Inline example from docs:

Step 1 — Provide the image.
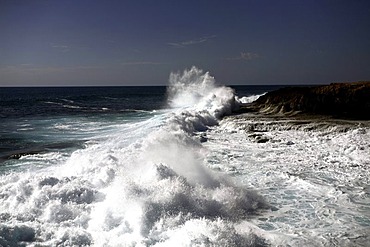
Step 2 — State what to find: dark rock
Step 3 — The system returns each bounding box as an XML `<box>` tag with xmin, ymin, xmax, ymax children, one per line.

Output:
<box><xmin>199</xmin><ymin>134</ymin><xmax>208</xmax><ymax>143</ymax></box>
<box><xmin>257</xmin><ymin>138</ymin><xmax>269</xmax><ymax>143</ymax></box>
<box><xmin>253</xmin><ymin>82</ymin><xmax>370</xmax><ymax>120</ymax></box>
<box><xmin>248</xmin><ymin>133</ymin><xmax>270</xmax><ymax>143</ymax></box>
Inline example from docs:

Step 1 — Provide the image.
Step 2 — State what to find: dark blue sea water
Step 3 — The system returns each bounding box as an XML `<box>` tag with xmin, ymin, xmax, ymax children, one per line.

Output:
<box><xmin>0</xmin><ymin>87</ymin><xmax>163</xmax><ymax>164</ymax></box>
<box><xmin>0</xmin><ymin>85</ymin><xmax>281</xmax><ymax>118</ymax></box>
<box><xmin>0</xmin><ymin>86</ymin><xmax>167</xmax><ymax>118</ymax></box>
<box><xmin>0</xmin><ymin>85</ymin><xmax>278</xmax><ymax>165</ymax></box>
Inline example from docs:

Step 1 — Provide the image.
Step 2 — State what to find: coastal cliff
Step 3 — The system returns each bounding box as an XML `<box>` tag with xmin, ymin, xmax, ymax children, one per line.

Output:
<box><xmin>250</xmin><ymin>82</ymin><xmax>370</xmax><ymax>119</ymax></box>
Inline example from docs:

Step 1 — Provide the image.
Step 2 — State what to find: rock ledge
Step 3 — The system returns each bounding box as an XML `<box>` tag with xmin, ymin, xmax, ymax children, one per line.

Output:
<box><xmin>251</xmin><ymin>82</ymin><xmax>370</xmax><ymax>119</ymax></box>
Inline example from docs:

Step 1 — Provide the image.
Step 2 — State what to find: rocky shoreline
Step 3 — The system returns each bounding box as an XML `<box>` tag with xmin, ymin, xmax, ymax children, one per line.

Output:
<box><xmin>241</xmin><ymin>81</ymin><xmax>370</xmax><ymax>120</ymax></box>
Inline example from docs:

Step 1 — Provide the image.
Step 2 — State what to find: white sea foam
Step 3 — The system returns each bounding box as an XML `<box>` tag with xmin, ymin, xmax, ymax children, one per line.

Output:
<box><xmin>3</xmin><ymin>68</ymin><xmax>368</xmax><ymax>246</ymax></box>
<box><xmin>204</xmin><ymin>115</ymin><xmax>370</xmax><ymax>245</ymax></box>
<box><xmin>237</xmin><ymin>93</ymin><xmax>266</xmax><ymax>105</ymax></box>
<box><xmin>0</xmin><ymin>67</ymin><xmax>270</xmax><ymax>246</ymax></box>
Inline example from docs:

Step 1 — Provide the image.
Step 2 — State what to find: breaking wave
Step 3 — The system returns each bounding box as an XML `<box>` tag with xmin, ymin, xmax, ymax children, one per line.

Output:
<box><xmin>0</xmin><ymin>67</ymin><xmax>269</xmax><ymax>246</ymax></box>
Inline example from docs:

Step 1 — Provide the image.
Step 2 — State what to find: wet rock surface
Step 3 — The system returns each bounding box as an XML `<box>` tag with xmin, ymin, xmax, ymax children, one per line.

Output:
<box><xmin>249</xmin><ymin>82</ymin><xmax>370</xmax><ymax>120</ymax></box>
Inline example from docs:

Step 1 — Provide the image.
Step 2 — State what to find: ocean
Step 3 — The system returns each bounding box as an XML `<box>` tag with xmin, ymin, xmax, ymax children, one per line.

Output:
<box><xmin>0</xmin><ymin>67</ymin><xmax>369</xmax><ymax>246</ymax></box>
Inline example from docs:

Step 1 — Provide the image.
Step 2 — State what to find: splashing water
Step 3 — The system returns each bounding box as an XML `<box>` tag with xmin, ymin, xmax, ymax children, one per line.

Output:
<box><xmin>0</xmin><ymin>67</ymin><xmax>269</xmax><ymax>246</ymax></box>
<box><xmin>167</xmin><ymin>66</ymin><xmax>237</xmax><ymax>118</ymax></box>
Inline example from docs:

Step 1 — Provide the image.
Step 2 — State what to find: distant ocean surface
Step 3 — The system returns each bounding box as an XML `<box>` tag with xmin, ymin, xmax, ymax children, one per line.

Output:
<box><xmin>0</xmin><ymin>68</ymin><xmax>369</xmax><ymax>246</ymax></box>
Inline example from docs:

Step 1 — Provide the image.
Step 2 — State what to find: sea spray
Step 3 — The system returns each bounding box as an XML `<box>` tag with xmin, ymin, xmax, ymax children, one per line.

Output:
<box><xmin>167</xmin><ymin>66</ymin><xmax>216</xmax><ymax>108</ymax></box>
<box><xmin>148</xmin><ymin>67</ymin><xmax>241</xmax><ymax>187</ymax></box>
<box><xmin>237</xmin><ymin>93</ymin><xmax>267</xmax><ymax>105</ymax></box>
<box><xmin>0</xmin><ymin>67</ymin><xmax>269</xmax><ymax>246</ymax></box>
<box><xmin>167</xmin><ymin>66</ymin><xmax>238</xmax><ymax>118</ymax></box>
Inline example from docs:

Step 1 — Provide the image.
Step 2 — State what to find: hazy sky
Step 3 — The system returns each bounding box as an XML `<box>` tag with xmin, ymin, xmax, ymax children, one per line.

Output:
<box><xmin>1</xmin><ymin>0</ymin><xmax>370</xmax><ymax>86</ymax></box>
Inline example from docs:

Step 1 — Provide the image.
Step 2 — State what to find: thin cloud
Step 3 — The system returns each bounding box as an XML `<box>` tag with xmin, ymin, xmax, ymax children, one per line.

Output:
<box><xmin>50</xmin><ymin>44</ymin><xmax>70</xmax><ymax>53</ymax></box>
<box><xmin>121</xmin><ymin>61</ymin><xmax>164</xmax><ymax>66</ymax></box>
<box><xmin>0</xmin><ymin>64</ymin><xmax>105</xmax><ymax>75</ymax></box>
<box><xmin>1</xmin><ymin>64</ymin><xmax>64</xmax><ymax>75</ymax></box>
<box><xmin>168</xmin><ymin>35</ymin><xmax>216</xmax><ymax>48</ymax></box>
<box><xmin>241</xmin><ymin>52</ymin><xmax>260</xmax><ymax>60</ymax></box>
<box><xmin>227</xmin><ymin>52</ymin><xmax>260</xmax><ymax>61</ymax></box>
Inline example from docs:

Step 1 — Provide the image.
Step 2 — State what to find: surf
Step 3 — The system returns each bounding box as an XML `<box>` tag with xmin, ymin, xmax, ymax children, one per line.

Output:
<box><xmin>0</xmin><ymin>67</ymin><xmax>269</xmax><ymax>246</ymax></box>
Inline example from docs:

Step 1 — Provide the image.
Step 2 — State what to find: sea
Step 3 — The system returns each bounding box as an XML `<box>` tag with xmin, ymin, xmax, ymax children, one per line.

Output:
<box><xmin>0</xmin><ymin>67</ymin><xmax>369</xmax><ymax>246</ymax></box>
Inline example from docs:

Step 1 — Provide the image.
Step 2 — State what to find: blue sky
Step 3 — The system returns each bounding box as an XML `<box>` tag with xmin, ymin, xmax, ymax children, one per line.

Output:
<box><xmin>1</xmin><ymin>0</ymin><xmax>370</xmax><ymax>86</ymax></box>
